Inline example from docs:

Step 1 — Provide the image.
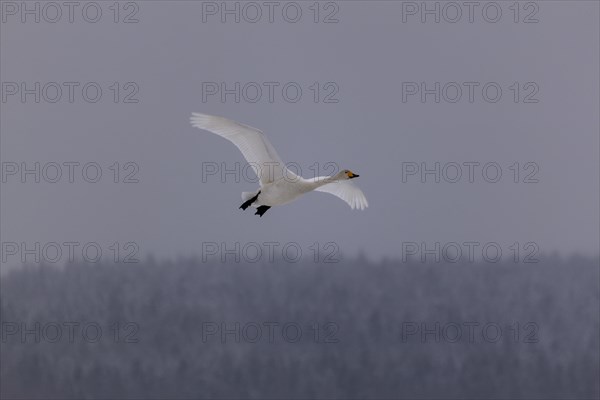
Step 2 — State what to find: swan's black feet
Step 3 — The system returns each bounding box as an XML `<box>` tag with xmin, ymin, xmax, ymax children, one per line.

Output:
<box><xmin>255</xmin><ymin>206</ymin><xmax>271</xmax><ymax>217</ymax></box>
<box><xmin>239</xmin><ymin>191</ymin><xmax>260</xmax><ymax>210</ymax></box>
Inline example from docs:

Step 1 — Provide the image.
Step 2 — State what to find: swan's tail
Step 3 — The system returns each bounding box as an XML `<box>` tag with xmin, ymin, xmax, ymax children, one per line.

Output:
<box><xmin>240</xmin><ymin>190</ymin><xmax>260</xmax><ymax>210</ymax></box>
<box><xmin>241</xmin><ymin>191</ymin><xmax>255</xmax><ymax>201</ymax></box>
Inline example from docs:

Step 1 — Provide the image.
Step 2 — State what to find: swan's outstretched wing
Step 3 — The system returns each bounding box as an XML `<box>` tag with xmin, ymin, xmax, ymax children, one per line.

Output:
<box><xmin>313</xmin><ymin>180</ymin><xmax>369</xmax><ymax>210</ymax></box>
<box><xmin>190</xmin><ymin>113</ymin><xmax>296</xmax><ymax>185</ymax></box>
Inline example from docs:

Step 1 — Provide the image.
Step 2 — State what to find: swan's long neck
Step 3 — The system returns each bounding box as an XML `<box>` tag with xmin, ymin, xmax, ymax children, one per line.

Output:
<box><xmin>306</xmin><ymin>175</ymin><xmax>338</xmax><ymax>190</ymax></box>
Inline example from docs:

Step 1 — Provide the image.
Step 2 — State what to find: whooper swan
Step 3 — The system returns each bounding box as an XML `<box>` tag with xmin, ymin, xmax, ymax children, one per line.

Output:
<box><xmin>190</xmin><ymin>113</ymin><xmax>368</xmax><ymax>217</ymax></box>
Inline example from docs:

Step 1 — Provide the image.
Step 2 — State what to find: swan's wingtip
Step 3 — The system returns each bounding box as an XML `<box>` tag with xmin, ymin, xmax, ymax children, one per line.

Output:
<box><xmin>190</xmin><ymin>112</ymin><xmax>211</xmax><ymax>128</ymax></box>
<box><xmin>356</xmin><ymin>198</ymin><xmax>368</xmax><ymax>210</ymax></box>
<box><xmin>351</xmin><ymin>202</ymin><xmax>368</xmax><ymax>211</ymax></box>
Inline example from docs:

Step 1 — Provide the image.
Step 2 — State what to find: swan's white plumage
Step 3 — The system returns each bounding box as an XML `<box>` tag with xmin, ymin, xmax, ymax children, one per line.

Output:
<box><xmin>190</xmin><ymin>113</ymin><xmax>295</xmax><ymax>185</ymax></box>
<box><xmin>311</xmin><ymin>179</ymin><xmax>369</xmax><ymax>210</ymax></box>
<box><xmin>190</xmin><ymin>112</ymin><xmax>368</xmax><ymax>212</ymax></box>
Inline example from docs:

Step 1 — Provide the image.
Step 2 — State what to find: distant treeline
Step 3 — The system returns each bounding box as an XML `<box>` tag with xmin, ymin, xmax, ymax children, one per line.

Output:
<box><xmin>1</xmin><ymin>256</ymin><xmax>598</xmax><ymax>399</ymax></box>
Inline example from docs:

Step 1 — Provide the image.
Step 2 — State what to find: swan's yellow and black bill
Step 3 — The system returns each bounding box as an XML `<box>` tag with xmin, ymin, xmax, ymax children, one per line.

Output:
<box><xmin>347</xmin><ymin>171</ymin><xmax>359</xmax><ymax>179</ymax></box>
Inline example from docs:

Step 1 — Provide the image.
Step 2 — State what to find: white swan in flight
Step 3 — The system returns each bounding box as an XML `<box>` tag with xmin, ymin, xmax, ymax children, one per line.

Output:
<box><xmin>190</xmin><ymin>113</ymin><xmax>368</xmax><ymax>217</ymax></box>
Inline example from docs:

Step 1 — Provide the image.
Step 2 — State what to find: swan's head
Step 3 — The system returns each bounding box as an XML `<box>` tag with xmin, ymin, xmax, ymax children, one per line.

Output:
<box><xmin>338</xmin><ymin>169</ymin><xmax>359</xmax><ymax>180</ymax></box>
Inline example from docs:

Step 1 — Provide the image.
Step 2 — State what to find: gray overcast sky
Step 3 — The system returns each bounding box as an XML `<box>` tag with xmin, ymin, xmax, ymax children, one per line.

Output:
<box><xmin>1</xmin><ymin>1</ymin><xmax>598</xmax><ymax>264</ymax></box>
